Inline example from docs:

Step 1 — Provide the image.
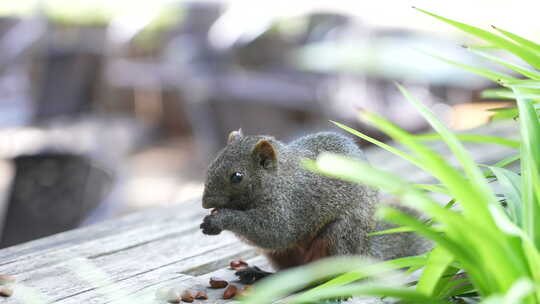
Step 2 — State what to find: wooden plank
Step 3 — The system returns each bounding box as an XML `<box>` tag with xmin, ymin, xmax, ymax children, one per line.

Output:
<box><xmin>0</xmin><ymin>199</ymin><xmax>204</xmax><ymax>265</ymax></box>
<box><xmin>1</xmin><ymin>243</ymin><xmax>259</xmax><ymax>304</ymax></box>
<box><xmin>1</xmin><ymin>237</ymin><xmax>256</xmax><ymax>303</ymax></box>
<box><xmin>0</xmin><ymin>230</ymin><xmax>255</xmax><ymax>301</ymax></box>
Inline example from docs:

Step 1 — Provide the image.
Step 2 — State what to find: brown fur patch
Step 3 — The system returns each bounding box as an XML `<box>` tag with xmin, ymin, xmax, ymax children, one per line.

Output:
<box><xmin>264</xmin><ymin>230</ymin><xmax>332</xmax><ymax>270</ymax></box>
<box><xmin>303</xmin><ymin>237</ymin><xmax>330</xmax><ymax>264</ymax></box>
<box><xmin>264</xmin><ymin>248</ymin><xmax>304</xmax><ymax>270</ymax></box>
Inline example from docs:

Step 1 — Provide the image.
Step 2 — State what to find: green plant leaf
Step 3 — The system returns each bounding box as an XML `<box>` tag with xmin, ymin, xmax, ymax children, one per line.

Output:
<box><xmin>395</xmin><ymin>84</ymin><xmax>497</xmax><ymax>218</ymax></box>
<box><xmin>501</xmin><ymin>278</ymin><xmax>536</xmax><ymax>304</ymax></box>
<box><xmin>492</xmin><ymin>153</ymin><xmax>521</xmax><ymax>168</ymax></box>
<box><xmin>416</xmin><ymin>246</ymin><xmax>455</xmax><ymax>297</ymax></box>
<box><xmin>368</xmin><ymin>226</ymin><xmax>417</xmax><ymax>236</ymax></box>
<box><xmin>499</xmin><ymin>79</ymin><xmax>540</xmax><ymax>89</ymax></box>
<box><xmin>239</xmin><ymin>257</ymin><xmax>392</xmax><ymax>304</ymax></box>
<box><xmin>240</xmin><ymin>256</ymin><xmax>424</xmax><ymax>304</ymax></box>
<box><xmin>488</xmin><ymin>107</ymin><xmax>519</xmax><ymax>120</ymax></box>
<box><xmin>291</xmin><ymin>255</ymin><xmax>429</xmax><ymax>303</ymax></box>
<box><xmin>513</xmin><ymin>86</ymin><xmax>540</xmax><ymax>246</ymax></box>
<box><xmin>466</xmin><ymin>47</ymin><xmax>540</xmax><ymax>80</ymax></box>
<box><xmin>376</xmin><ymin>205</ymin><xmax>508</xmax><ymax>295</ymax></box>
<box><xmin>290</xmin><ymin>283</ymin><xmax>453</xmax><ymax>304</ymax></box>
<box><xmin>357</xmin><ymin>110</ymin><xmax>488</xmax><ymax>221</ymax></box>
<box><xmin>331</xmin><ymin>120</ymin><xmax>426</xmax><ymax>171</ymax></box>
<box><xmin>414</xmin><ymin>8</ymin><xmax>540</xmax><ymax>70</ymax></box>
<box><xmin>421</xmin><ymin>51</ymin><xmax>515</xmax><ymax>83</ymax></box>
<box><xmin>492</xmin><ymin>26</ymin><xmax>540</xmax><ymax>55</ymax></box>
<box><xmin>353</xmin><ymin>110</ymin><xmax>527</xmax><ymax>292</ymax></box>
<box><xmin>414</xmin><ymin>184</ymin><xmax>450</xmax><ymax>195</ymax></box>
<box><xmin>490</xmin><ymin>166</ymin><xmax>522</xmax><ymax>225</ymax></box>
<box><xmin>415</xmin><ymin>133</ymin><xmax>519</xmax><ymax>149</ymax></box>
<box><xmin>439</xmin><ymin>278</ymin><xmax>476</xmax><ymax>298</ymax></box>
<box><xmin>482</xmin><ymin>89</ymin><xmax>540</xmax><ymax>100</ymax></box>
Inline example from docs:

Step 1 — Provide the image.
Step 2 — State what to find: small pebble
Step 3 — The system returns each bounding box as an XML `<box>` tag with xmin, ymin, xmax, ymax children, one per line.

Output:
<box><xmin>0</xmin><ymin>287</ymin><xmax>13</xmax><ymax>298</ymax></box>
<box><xmin>209</xmin><ymin>277</ymin><xmax>228</xmax><ymax>289</ymax></box>
<box><xmin>194</xmin><ymin>291</ymin><xmax>208</xmax><ymax>300</ymax></box>
<box><xmin>222</xmin><ymin>284</ymin><xmax>238</xmax><ymax>299</ymax></box>
<box><xmin>0</xmin><ymin>275</ymin><xmax>15</xmax><ymax>285</ymax></box>
<box><xmin>155</xmin><ymin>287</ymin><xmax>181</xmax><ymax>303</ymax></box>
<box><xmin>229</xmin><ymin>259</ymin><xmax>248</xmax><ymax>270</ymax></box>
<box><xmin>181</xmin><ymin>290</ymin><xmax>194</xmax><ymax>303</ymax></box>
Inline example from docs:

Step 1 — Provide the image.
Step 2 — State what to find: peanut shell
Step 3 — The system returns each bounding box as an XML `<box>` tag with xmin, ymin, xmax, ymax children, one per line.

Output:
<box><xmin>222</xmin><ymin>284</ymin><xmax>238</xmax><ymax>299</ymax></box>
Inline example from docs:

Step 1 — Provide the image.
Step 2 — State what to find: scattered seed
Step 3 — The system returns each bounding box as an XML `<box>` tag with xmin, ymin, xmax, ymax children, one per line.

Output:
<box><xmin>211</xmin><ymin>209</ymin><xmax>218</xmax><ymax>216</ymax></box>
<box><xmin>181</xmin><ymin>290</ymin><xmax>194</xmax><ymax>303</ymax></box>
<box><xmin>194</xmin><ymin>291</ymin><xmax>208</xmax><ymax>300</ymax></box>
<box><xmin>229</xmin><ymin>259</ymin><xmax>248</xmax><ymax>270</ymax></box>
<box><xmin>0</xmin><ymin>287</ymin><xmax>13</xmax><ymax>297</ymax></box>
<box><xmin>209</xmin><ymin>277</ymin><xmax>228</xmax><ymax>289</ymax></box>
<box><xmin>222</xmin><ymin>284</ymin><xmax>238</xmax><ymax>299</ymax></box>
<box><xmin>0</xmin><ymin>275</ymin><xmax>15</xmax><ymax>285</ymax></box>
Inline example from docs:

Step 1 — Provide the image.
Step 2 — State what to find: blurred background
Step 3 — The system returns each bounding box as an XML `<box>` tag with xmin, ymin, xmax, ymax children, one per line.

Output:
<box><xmin>0</xmin><ymin>0</ymin><xmax>537</xmax><ymax>248</ymax></box>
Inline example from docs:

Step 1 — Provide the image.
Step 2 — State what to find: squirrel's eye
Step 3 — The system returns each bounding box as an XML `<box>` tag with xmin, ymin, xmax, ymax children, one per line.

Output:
<box><xmin>230</xmin><ymin>172</ymin><xmax>243</xmax><ymax>184</ymax></box>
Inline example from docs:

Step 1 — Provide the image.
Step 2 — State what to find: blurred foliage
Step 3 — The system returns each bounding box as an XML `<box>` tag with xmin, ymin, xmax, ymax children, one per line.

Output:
<box><xmin>0</xmin><ymin>0</ymin><xmax>184</xmax><ymax>33</ymax></box>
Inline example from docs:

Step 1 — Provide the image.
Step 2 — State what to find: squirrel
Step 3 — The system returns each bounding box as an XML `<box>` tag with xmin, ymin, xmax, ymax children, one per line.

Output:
<box><xmin>200</xmin><ymin>129</ymin><xmax>430</xmax><ymax>283</ymax></box>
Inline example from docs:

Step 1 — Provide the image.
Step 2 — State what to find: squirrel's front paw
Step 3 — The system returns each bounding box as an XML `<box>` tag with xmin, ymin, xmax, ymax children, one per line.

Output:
<box><xmin>200</xmin><ymin>214</ymin><xmax>223</xmax><ymax>235</ymax></box>
<box><xmin>235</xmin><ymin>266</ymin><xmax>272</xmax><ymax>284</ymax></box>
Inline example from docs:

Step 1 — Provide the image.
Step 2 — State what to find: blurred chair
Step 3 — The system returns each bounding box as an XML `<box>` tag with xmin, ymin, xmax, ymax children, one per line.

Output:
<box><xmin>0</xmin><ymin>153</ymin><xmax>111</xmax><ymax>248</ymax></box>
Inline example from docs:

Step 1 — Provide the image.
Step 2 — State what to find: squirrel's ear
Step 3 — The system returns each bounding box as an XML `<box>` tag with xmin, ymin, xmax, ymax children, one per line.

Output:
<box><xmin>227</xmin><ymin>128</ymin><xmax>243</xmax><ymax>144</ymax></box>
<box><xmin>252</xmin><ymin>140</ymin><xmax>277</xmax><ymax>170</ymax></box>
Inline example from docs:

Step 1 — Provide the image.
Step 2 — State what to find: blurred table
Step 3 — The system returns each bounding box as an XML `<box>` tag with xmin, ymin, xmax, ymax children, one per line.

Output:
<box><xmin>0</xmin><ymin>121</ymin><xmax>517</xmax><ymax>303</ymax></box>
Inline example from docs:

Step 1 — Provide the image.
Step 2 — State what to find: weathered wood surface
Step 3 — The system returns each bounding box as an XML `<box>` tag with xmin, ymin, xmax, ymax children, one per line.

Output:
<box><xmin>0</xmin><ymin>122</ymin><xmax>518</xmax><ymax>303</ymax></box>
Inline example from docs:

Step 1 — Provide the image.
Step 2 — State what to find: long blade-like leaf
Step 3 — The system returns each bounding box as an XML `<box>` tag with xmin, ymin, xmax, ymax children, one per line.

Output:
<box><xmin>415</xmin><ymin>133</ymin><xmax>519</xmax><ymax>149</ymax></box>
<box><xmin>492</xmin><ymin>26</ymin><xmax>540</xmax><ymax>55</ymax></box>
<box><xmin>292</xmin><ymin>255</ymin><xmax>429</xmax><ymax>303</ymax></box>
<box><xmin>414</xmin><ymin>8</ymin><xmax>540</xmax><ymax>70</ymax></box>
<box><xmin>466</xmin><ymin>47</ymin><xmax>540</xmax><ymax>80</ymax></box>
<box><xmin>493</xmin><ymin>153</ymin><xmax>521</xmax><ymax>168</ymax></box>
<box><xmin>421</xmin><ymin>51</ymin><xmax>515</xmax><ymax>83</ymax></box>
<box><xmin>240</xmin><ymin>256</ymin><xmax>414</xmax><ymax>304</ymax></box>
<box><xmin>482</xmin><ymin>89</ymin><xmax>540</xmax><ymax>100</ymax></box>
<box><xmin>499</xmin><ymin>79</ymin><xmax>540</xmax><ymax>89</ymax></box>
<box><xmin>331</xmin><ymin>120</ymin><xmax>426</xmax><ymax>170</ymax></box>
<box><xmin>290</xmin><ymin>283</ymin><xmax>453</xmax><ymax>304</ymax></box>
<box><xmin>417</xmin><ymin>246</ymin><xmax>455</xmax><ymax>297</ymax></box>
<box><xmin>358</xmin><ymin>110</ymin><xmax>492</xmax><ymax>223</ymax></box>
<box><xmin>396</xmin><ymin>84</ymin><xmax>497</xmax><ymax>214</ymax></box>
<box><xmin>490</xmin><ymin>166</ymin><xmax>522</xmax><ymax>226</ymax></box>
<box><xmin>513</xmin><ymin>86</ymin><xmax>540</xmax><ymax>246</ymax></box>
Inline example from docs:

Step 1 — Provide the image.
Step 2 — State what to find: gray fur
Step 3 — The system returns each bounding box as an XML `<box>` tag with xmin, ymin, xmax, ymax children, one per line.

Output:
<box><xmin>201</xmin><ymin>131</ymin><xmax>430</xmax><ymax>267</ymax></box>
